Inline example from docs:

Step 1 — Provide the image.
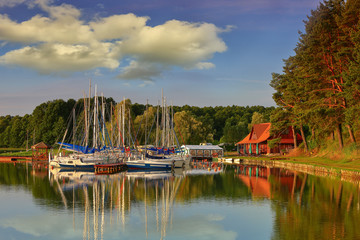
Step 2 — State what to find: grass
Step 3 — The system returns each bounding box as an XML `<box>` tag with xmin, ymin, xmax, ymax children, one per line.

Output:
<box><xmin>232</xmin><ymin>137</ymin><xmax>360</xmax><ymax>172</ymax></box>
<box><xmin>0</xmin><ymin>149</ymin><xmax>32</xmax><ymax>157</ymax></box>
<box><xmin>224</xmin><ymin>149</ymin><xmax>360</xmax><ymax>172</ymax></box>
<box><xmin>0</xmin><ymin>149</ymin><xmax>33</xmax><ymax>157</ymax></box>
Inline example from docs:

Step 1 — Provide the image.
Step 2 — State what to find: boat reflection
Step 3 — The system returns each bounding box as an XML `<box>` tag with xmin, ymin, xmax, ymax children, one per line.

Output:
<box><xmin>1</xmin><ymin>161</ymin><xmax>360</xmax><ymax>240</ymax></box>
<box><xmin>49</xmin><ymin>167</ymin><xmax>184</xmax><ymax>240</ymax></box>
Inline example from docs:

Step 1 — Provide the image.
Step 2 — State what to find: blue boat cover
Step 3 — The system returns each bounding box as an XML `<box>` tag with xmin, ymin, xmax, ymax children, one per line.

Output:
<box><xmin>59</xmin><ymin>142</ymin><xmax>106</xmax><ymax>154</ymax></box>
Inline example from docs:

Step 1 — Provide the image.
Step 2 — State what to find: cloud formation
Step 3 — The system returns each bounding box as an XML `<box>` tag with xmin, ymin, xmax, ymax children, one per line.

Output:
<box><xmin>0</xmin><ymin>0</ymin><xmax>26</xmax><ymax>8</ymax></box>
<box><xmin>0</xmin><ymin>0</ymin><xmax>228</xmax><ymax>80</ymax></box>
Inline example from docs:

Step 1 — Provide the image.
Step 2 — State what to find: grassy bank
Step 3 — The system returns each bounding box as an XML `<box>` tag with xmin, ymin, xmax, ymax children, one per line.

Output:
<box><xmin>0</xmin><ymin>148</ymin><xmax>32</xmax><ymax>157</ymax></box>
<box><xmin>224</xmin><ymin>137</ymin><xmax>360</xmax><ymax>172</ymax></box>
<box><xmin>224</xmin><ymin>148</ymin><xmax>360</xmax><ymax>172</ymax></box>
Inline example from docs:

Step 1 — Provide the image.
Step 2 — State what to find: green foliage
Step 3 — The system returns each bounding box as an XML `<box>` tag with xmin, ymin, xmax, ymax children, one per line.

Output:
<box><xmin>174</xmin><ymin>111</ymin><xmax>213</xmax><ymax>145</ymax></box>
<box><xmin>268</xmin><ymin>138</ymin><xmax>281</xmax><ymax>149</ymax></box>
<box><xmin>0</xmin><ymin>97</ymin><xmax>275</xmax><ymax>147</ymax></box>
<box><xmin>220</xmin><ymin>116</ymin><xmax>248</xmax><ymax>144</ymax></box>
<box><xmin>269</xmin><ymin>108</ymin><xmax>291</xmax><ymax>136</ymax></box>
<box><xmin>270</xmin><ymin>0</ymin><xmax>360</xmax><ymax>151</ymax></box>
<box><xmin>248</xmin><ymin>112</ymin><xmax>265</xmax><ymax>131</ymax></box>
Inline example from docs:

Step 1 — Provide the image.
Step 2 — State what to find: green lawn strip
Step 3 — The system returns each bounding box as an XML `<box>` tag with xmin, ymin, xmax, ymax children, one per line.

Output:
<box><xmin>0</xmin><ymin>148</ymin><xmax>32</xmax><ymax>157</ymax></box>
<box><xmin>227</xmin><ymin>155</ymin><xmax>360</xmax><ymax>172</ymax></box>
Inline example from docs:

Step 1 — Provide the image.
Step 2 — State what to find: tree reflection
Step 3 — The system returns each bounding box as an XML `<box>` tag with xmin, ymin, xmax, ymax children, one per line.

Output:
<box><xmin>0</xmin><ymin>162</ymin><xmax>359</xmax><ymax>239</ymax></box>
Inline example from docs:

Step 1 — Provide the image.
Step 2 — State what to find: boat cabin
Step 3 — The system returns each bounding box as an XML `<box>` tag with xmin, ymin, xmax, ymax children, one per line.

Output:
<box><xmin>181</xmin><ymin>144</ymin><xmax>223</xmax><ymax>160</ymax></box>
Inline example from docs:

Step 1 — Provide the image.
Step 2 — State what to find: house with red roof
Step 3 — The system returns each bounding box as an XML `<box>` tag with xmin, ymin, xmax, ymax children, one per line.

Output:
<box><xmin>236</xmin><ymin>123</ymin><xmax>302</xmax><ymax>155</ymax></box>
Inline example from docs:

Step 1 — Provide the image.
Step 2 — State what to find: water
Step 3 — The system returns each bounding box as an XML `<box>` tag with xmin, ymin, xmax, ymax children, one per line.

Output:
<box><xmin>0</xmin><ymin>162</ymin><xmax>359</xmax><ymax>240</ymax></box>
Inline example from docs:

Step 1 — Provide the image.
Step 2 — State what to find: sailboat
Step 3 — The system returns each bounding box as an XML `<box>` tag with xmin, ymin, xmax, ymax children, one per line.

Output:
<box><xmin>51</xmin><ymin>83</ymin><xmax>121</xmax><ymax>170</ymax></box>
<box><xmin>125</xmin><ymin>99</ymin><xmax>175</xmax><ymax>170</ymax></box>
<box><xmin>143</xmin><ymin>91</ymin><xmax>190</xmax><ymax>168</ymax></box>
<box><xmin>125</xmin><ymin>158</ymin><xmax>174</xmax><ymax>170</ymax></box>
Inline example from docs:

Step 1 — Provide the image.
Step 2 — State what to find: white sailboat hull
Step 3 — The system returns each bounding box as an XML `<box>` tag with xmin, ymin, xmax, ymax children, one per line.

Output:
<box><xmin>126</xmin><ymin>160</ymin><xmax>174</xmax><ymax>170</ymax></box>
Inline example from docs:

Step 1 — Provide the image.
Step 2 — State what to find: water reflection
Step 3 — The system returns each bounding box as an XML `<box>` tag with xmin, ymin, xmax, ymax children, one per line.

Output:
<box><xmin>229</xmin><ymin>164</ymin><xmax>360</xmax><ymax>240</ymax></box>
<box><xmin>1</xmin><ymin>162</ymin><xmax>360</xmax><ymax>239</ymax></box>
<box><xmin>49</xmin><ymin>167</ymin><xmax>185</xmax><ymax>240</ymax></box>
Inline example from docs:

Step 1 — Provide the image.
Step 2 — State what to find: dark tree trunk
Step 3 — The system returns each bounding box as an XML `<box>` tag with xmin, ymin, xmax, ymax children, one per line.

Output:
<box><xmin>346</xmin><ymin>124</ymin><xmax>356</xmax><ymax>144</ymax></box>
<box><xmin>336</xmin><ymin>183</ymin><xmax>343</xmax><ymax>208</ymax></box>
<box><xmin>299</xmin><ymin>174</ymin><xmax>308</xmax><ymax>205</ymax></box>
<box><xmin>300</xmin><ymin>125</ymin><xmax>308</xmax><ymax>151</ymax></box>
<box><xmin>336</xmin><ymin>124</ymin><xmax>343</xmax><ymax>150</ymax></box>
<box><xmin>292</xmin><ymin>125</ymin><xmax>297</xmax><ymax>148</ymax></box>
<box><xmin>311</xmin><ymin>128</ymin><xmax>315</xmax><ymax>140</ymax></box>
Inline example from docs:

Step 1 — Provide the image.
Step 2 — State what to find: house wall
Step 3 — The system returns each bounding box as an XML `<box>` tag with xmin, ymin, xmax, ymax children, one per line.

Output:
<box><xmin>238</xmin><ymin>142</ymin><xmax>295</xmax><ymax>155</ymax></box>
<box><xmin>238</xmin><ymin>143</ymin><xmax>268</xmax><ymax>155</ymax></box>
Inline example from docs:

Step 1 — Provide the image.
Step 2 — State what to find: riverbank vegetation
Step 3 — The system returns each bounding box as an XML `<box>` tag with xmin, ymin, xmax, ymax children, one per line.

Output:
<box><xmin>270</xmin><ymin>0</ymin><xmax>360</xmax><ymax>159</ymax></box>
<box><xmin>0</xmin><ymin>98</ymin><xmax>274</xmax><ymax>149</ymax></box>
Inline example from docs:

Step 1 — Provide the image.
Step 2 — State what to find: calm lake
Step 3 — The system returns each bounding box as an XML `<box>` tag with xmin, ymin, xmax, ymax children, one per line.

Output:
<box><xmin>0</xmin><ymin>161</ymin><xmax>359</xmax><ymax>240</ymax></box>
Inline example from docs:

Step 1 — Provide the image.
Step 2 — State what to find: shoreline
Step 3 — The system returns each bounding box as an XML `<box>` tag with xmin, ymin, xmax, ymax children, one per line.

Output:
<box><xmin>220</xmin><ymin>156</ymin><xmax>360</xmax><ymax>184</ymax></box>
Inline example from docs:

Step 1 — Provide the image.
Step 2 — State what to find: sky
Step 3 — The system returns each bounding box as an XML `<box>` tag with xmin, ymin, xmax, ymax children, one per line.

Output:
<box><xmin>0</xmin><ymin>0</ymin><xmax>321</xmax><ymax>116</ymax></box>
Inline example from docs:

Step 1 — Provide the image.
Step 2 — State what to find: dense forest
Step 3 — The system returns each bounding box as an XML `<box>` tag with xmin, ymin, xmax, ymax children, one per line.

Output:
<box><xmin>0</xmin><ymin>97</ymin><xmax>274</xmax><ymax>149</ymax></box>
<box><xmin>270</xmin><ymin>0</ymin><xmax>360</xmax><ymax>152</ymax></box>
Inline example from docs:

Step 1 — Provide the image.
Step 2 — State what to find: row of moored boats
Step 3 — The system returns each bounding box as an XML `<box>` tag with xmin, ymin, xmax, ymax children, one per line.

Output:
<box><xmin>49</xmin><ymin>83</ymin><xmax>190</xmax><ymax>171</ymax></box>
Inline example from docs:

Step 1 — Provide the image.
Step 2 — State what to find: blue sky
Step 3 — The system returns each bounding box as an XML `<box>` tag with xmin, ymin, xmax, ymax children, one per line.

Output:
<box><xmin>0</xmin><ymin>0</ymin><xmax>321</xmax><ymax>116</ymax></box>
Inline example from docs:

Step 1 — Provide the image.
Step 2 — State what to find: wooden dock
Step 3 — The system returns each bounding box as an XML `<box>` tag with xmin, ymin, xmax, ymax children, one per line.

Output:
<box><xmin>94</xmin><ymin>162</ymin><xmax>127</xmax><ymax>174</ymax></box>
<box><xmin>0</xmin><ymin>156</ymin><xmax>32</xmax><ymax>163</ymax></box>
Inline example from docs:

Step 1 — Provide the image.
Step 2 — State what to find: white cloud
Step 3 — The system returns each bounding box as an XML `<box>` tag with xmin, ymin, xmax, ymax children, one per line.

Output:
<box><xmin>90</xmin><ymin>13</ymin><xmax>149</xmax><ymax>41</ymax></box>
<box><xmin>139</xmin><ymin>80</ymin><xmax>154</xmax><ymax>87</ymax></box>
<box><xmin>93</xmin><ymin>69</ymin><xmax>102</xmax><ymax>76</ymax></box>
<box><xmin>117</xmin><ymin>60</ymin><xmax>164</xmax><ymax>81</ymax></box>
<box><xmin>0</xmin><ymin>12</ymin><xmax>93</xmax><ymax>44</ymax></box>
<box><xmin>35</xmin><ymin>0</ymin><xmax>81</xmax><ymax>20</ymax></box>
<box><xmin>195</xmin><ymin>62</ymin><xmax>215</xmax><ymax>70</ymax></box>
<box><xmin>0</xmin><ymin>1</ymin><xmax>229</xmax><ymax>82</ymax></box>
<box><xmin>0</xmin><ymin>0</ymin><xmax>25</xmax><ymax>8</ymax></box>
<box><xmin>122</xmin><ymin>20</ymin><xmax>227</xmax><ymax>67</ymax></box>
<box><xmin>0</xmin><ymin>43</ymin><xmax>120</xmax><ymax>74</ymax></box>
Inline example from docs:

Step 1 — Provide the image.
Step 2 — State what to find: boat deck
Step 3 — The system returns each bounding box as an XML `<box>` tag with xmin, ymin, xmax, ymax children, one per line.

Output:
<box><xmin>94</xmin><ymin>162</ymin><xmax>127</xmax><ymax>174</ymax></box>
<box><xmin>0</xmin><ymin>156</ymin><xmax>33</xmax><ymax>163</ymax></box>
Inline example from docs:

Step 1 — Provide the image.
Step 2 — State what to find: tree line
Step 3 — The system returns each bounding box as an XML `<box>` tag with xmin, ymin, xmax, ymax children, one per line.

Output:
<box><xmin>0</xmin><ymin>98</ymin><xmax>274</xmax><ymax>148</ymax></box>
<box><xmin>270</xmin><ymin>0</ymin><xmax>360</xmax><ymax>151</ymax></box>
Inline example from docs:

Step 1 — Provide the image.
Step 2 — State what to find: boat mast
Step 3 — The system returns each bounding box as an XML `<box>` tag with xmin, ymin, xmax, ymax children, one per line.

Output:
<box><xmin>168</xmin><ymin>101</ymin><xmax>171</xmax><ymax>148</ymax></box>
<box><xmin>110</xmin><ymin>102</ymin><xmax>113</xmax><ymax>145</ymax></box>
<box><xmin>165</xmin><ymin>97</ymin><xmax>169</xmax><ymax>148</ymax></box>
<box><xmin>93</xmin><ymin>85</ymin><xmax>97</xmax><ymax>149</ymax></box>
<box><xmin>118</xmin><ymin>103</ymin><xmax>121</xmax><ymax>148</ymax></box>
<box><xmin>128</xmin><ymin>108</ymin><xmax>131</xmax><ymax>148</ymax></box>
<box><xmin>73</xmin><ymin>107</ymin><xmax>76</xmax><ymax>150</ymax></box>
<box><xmin>83</xmin><ymin>91</ymin><xmax>88</xmax><ymax>147</ymax></box>
<box><xmin>145</xmin><ymin>99</ymin><xmax>148</xmax><ymax>158</ymax></box>
<box><xmin>101</xmin><ymin>93</ymin><xmax>105</xmax><ymax>147</ymax></box>
<box><xmin>156</xmin><ymin>101</ymin><xmax>159</xmax><ymax>148</ymax></box>
<box><xmin>122</xmin><ymin>97</ymin><xmax>125</xmax><ymax>148</ymax></box>
<box><xmin>171</xmin><ymin>102</ymin><xmax>174</xmax><ymax>147</ymax></box>
<box><xmin>161</xmin><ymin>89</ymin><xmax>165</xmax><ymax>147</ymax></box>
<box><xmin>88</xmin><ymin>79</ymin><xmax>91</xmax><ymax>147</ymax></box>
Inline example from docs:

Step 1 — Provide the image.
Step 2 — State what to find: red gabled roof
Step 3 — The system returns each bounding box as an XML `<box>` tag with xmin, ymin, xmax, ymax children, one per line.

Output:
<box><xmin>236</xmin><ymin>123</ymin><xmax>303</xmax><ymax>145</ymax></box>
<box><xmin>237</xmin><ymin>123</ymin><xmax>271</xmax><ymax>144</ymax></box>
<box><xmin>279</xmin><ymin>133</ymin><xmax>302</xmax><ymax>144</ymax></box>
<box><xmin>31</xmin><ymin>142</ymin><xmax>51</xmax><ymax>149</ymax></box>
